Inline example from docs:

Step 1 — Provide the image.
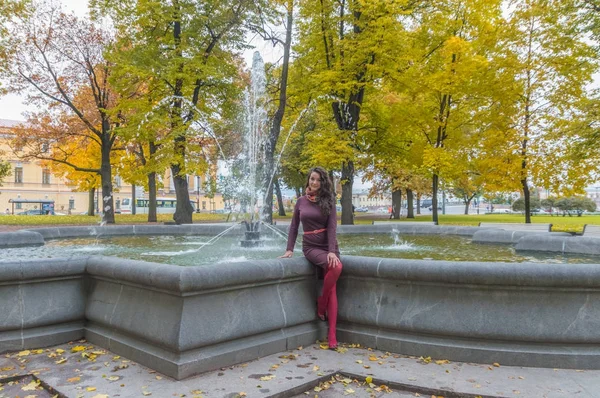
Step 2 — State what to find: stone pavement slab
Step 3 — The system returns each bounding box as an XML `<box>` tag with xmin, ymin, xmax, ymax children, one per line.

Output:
<box><xmin>1</xmin><ymin>339</ymin><xmax>599</xmax><ymax>398</ymax></box>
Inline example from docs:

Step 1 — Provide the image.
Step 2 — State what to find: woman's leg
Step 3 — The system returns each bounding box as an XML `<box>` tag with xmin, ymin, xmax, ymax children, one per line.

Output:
<box><xmin>318</xmin><ymin>261</ymin><xmax>342</xmax><ymax>348</ymax></box>
<box><xmin>326</xmin><ymin>280</ymin><xmax>338</xmax><ymax>348</ymax></box>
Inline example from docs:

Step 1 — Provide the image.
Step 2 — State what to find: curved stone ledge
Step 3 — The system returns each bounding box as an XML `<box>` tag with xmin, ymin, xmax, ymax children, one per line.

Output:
<box><xmin>338</xmin><ymin>255</ymin><xmax>600</xmax><ymax>369</ymax></box>
<box><xmin>2</xmin><ymin>224</ymin><xmax>600</xmax><ymax>379</ymax></box>
<box><xmin>0</xmin><ymin>230</ymin><xmax>44</xmax><ymax>248</ymax></box>
<box><xmin>472</xmin><ymin>229</ymin><xmax>571</xmax><ymax>244</ymax></box>
<box><xmin>516</xmin><ymin>235</ymin><xmax>600</xmax><ymax>255</ymax></box>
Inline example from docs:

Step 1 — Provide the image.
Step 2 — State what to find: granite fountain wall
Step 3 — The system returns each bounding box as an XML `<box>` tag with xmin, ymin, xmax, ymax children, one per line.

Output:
<box><xmin>1</xmin><ymin>224</ymin><xmax>599</xmax><ymax>379</ymax></box>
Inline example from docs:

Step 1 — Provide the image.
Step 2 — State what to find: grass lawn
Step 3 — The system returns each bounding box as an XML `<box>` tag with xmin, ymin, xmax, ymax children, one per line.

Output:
<box><xmin>2</xmin><ymin>211</ymin><xmax>598</xmax><ymax>234</ymax></box>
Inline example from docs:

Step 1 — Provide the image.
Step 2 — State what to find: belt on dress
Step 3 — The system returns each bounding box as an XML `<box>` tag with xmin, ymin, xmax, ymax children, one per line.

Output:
<box><xmin>303</xmin><ymin>228</ymin><xmax>326</xmax><ymax>235</ymax></box>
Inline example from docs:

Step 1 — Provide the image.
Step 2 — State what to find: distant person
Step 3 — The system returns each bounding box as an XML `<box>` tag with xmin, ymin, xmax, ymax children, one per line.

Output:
<box><xmin>388</xmin><ymin>206</ymin><xmax>393</xmax><ymax>219</ymax></box>
<box><xmin>4</xmin><ymin>208</ymin><xmax>9</xmax><ymax>215</ymax></box>
<box><xmin>278</xmin><ymin>166</ymin><xmax>342</xmax><ymax>350</ymax></box>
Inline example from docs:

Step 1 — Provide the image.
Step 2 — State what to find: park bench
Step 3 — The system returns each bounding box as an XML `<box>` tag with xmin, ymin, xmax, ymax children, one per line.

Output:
<box><xmin>372</xmin><ymin>221</ymin><xmax>437</xmax><ymax>225</ymax></box>
<box><xmin>582</xmin><ymin>224</ymin><xmax>600</xmax><ymax>237</ymax></box>
<box><xmin>478</xmin><ymin>222</ymin><xmax>552</xmax><ymax>232</ymax></box>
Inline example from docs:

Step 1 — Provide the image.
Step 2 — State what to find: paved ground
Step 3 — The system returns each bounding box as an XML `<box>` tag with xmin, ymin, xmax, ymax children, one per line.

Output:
<box><xmin>1</xmin><ymin>339</ymin><xmax>598</xmax><ymax>398</ymax></box>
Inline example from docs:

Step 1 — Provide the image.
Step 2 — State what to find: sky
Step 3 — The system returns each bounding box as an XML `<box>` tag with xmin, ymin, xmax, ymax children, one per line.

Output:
<box><xmin>0</xmin><ymin>0</ymin><xmax>280</xmax><ymax>121</ymax></box>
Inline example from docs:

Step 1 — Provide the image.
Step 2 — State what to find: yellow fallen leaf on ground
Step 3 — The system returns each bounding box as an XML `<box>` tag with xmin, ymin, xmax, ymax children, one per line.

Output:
<box><xmin>71</xmin><ymin>346</ymin><xmax>86</xmax><ymax>352</ymax></box>
<box><xmin>344</xmin><ymin>388</ymin><xmax>355</xmax><ymax>395</ymax></box>
<box><xmin>1</xmin><ymin>366</ymin><xmax>14</xmax><ymax>371</ymax></box>
<box><xmin>142</xmin><ymin>391</ymin><xmax>152</xmax><ymax>396</ymax></box>
<box><xmin>107</xmin><ymin>376</ymin><xmax>120</xmax><ymax>381</ymax></box>
<box><xmin>21</xmin><ymin>380</ymin><xmax>40</xmax><ymax>391</ymax></box>
<box><xmin>355</xmin><ymin>360</ymin><xmax>363</xmax><ymax>364</ymax></box>
<box><xmin>17</xmin><ymin>350</ymin><xmax>31</xmax><ymax>357</ymax></box>
<box><xmin>493</xmin><ymin>362</ymin><xmax>500</xmax><ymax>367</ymax></box>
<box><xmin>32</xmin><ymin>349</ymin><xmax>44</xmax><ymax>354</ymax></box>
<box><xmin>87</xmin><ymin>386</ymin><xmax>97</xmax><ymax>391</ymax></box>
<box><xmin>56</xmin><ymin>349</ymin><xmax>65</xmax><ymax>354</ymax></box>
<box><xmin>55</xmin><ymin>358</ymin><xmax>67</xmax><ymax>364</ymax></box>
<box><xmin>365</xmin><ymin>376</ymin><xmax>373</xmax><ymax>384</ymax></box>
<box><xmin>67</xmin><ymin>376</ymin><xmax>81</xmax><ymax>383</ymax></box>
<box><xmin>435</xmin><ymin>359</ymin><xmax>450</xmax><ymax>365</ymax></box>
<box><xmin>368</xmin><ymin>356</ymin><xmax>378</xmax><ymax>361</ymax></box>
<box><xmin>259</xmin><ymin>375</ymin><xmax>275</xmax><ymax>381</ymax></box>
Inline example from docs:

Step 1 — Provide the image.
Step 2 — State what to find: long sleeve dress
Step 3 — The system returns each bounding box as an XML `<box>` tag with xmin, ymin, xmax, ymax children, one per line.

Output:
<box><xmin>285</xmin><ymin>196</ymin><xmax>339</xmax><ymax>268</ymax></box>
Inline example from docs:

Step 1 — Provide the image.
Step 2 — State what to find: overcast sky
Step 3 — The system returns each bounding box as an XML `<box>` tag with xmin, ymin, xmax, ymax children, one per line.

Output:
<box><xmin>0</xmin><ymin>0</ymin><xmax>280</xmax><ymax>121</ymax></box>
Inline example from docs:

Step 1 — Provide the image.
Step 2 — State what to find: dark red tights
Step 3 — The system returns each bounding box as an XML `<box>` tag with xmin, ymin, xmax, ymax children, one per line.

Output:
<box><xmin>317</xmin><ymin>262</ymin><xmax>343</xmax><ymax>348</ymax></box>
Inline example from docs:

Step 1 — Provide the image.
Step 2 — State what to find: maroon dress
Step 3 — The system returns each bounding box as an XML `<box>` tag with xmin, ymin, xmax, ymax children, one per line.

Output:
<box><xmin>286</xmin><ymin>196</ymin><xmax>339</xmax><ymax>268</ymax></box>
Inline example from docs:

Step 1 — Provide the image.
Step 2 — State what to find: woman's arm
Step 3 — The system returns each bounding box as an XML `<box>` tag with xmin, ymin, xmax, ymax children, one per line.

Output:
<box><xmin>285</xmin><ymin>199</ymin><xmax>301</xmax><ymax>252</ymax></box>
<box><xmin>326</xmin><ymin>201</ymin><xmax>337</xmax><ymax>253</ymax></box>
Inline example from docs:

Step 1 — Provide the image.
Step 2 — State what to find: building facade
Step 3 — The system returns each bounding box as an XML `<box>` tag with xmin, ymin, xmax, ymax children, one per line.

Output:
<box><xmin>0</xmin><ymin>119</ymin><xmax>223</xmax><ymax>214</ymax></box>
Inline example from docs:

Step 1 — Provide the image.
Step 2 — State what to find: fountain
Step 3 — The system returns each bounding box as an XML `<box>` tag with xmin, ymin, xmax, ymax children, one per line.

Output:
<box><xmin>3</xmin><ymin>52</ymin><xmax>600</xmax><ymax>382</ymax></box>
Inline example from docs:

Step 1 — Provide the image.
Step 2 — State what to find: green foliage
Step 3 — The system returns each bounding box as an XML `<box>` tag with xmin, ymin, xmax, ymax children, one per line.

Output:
<box><xmin>0</xmin><ymin>160</ymin><xmax>10</xmax><ymax>187</ymax></box>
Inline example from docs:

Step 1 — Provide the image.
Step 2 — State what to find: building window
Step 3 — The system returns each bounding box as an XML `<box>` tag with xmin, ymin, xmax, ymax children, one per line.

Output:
<box><xmin>16</xmin><ymin>203</ymin><xmax>22</xmax><ymax>210</ymax></box>
<box><xmin>42</xmin><ymin>169</ymin><xmax>51</xmax><ymax>185</ymax></box>
<box><xmin>14</xmin><ymin>167</ymin><xmax>23</xmax><ymax>183</ymax></box>
<box><xmin>69</xmin><ymin>199</ymin><xmax>75</xmax><ymax>210</ymax></box>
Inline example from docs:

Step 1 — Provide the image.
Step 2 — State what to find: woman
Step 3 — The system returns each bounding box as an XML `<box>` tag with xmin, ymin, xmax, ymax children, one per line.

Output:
<box><xmin>279</xmin><ymin>167</ymin><xmax>342</xmax><ymax>349</ymax></box>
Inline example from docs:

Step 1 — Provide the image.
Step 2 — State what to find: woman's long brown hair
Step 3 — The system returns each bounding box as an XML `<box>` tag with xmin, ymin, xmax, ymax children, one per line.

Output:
<box><xmin>306</xmin><ymin>167</ymin><xmax>334</xmax><ymax>216</ymax></box>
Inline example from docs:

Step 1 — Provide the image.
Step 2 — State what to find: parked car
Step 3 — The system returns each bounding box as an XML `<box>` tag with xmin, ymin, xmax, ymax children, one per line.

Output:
<box><xmin>428</xmin><ymin>206</ymin><xmax>442</xmax><ymax>211</ymax></box>
<box><xmin>355</xmin><ymin>206</ymin><xmax>368</xmax><ymax>212</ymax></box>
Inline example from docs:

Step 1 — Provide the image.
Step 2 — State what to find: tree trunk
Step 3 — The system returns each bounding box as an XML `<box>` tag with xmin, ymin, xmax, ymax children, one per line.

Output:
<box><xmin>172</xmin><ymin>164</ymin><xmax>193</xmax><ymax>224</ymax></box>
<box><xmin>261</xmin><ymin>5</ymin><xmax>293</xmax><ymax>225</ymax></box>
<box><xmin>274</xmin><ymin>178</ymin><xmax>286</xmax><ymax>216</ymax></box>
<box><xmin>522</xmin><ymin>179</ymin><xmax>531</xmax><ymax>223</ymax></box>
<box><xmin>464</xmin><ymin>199</ymin><xmax>471</xmax><ymax>215</ymax></box>
<box><xmin>147</xmin><ymin>142</ymin><xmax>158</xmax><ymax>222</ymax></box>
<box><xmin>100</xmin><ymin>131</ymin><xmax>115</xmax><ymax>224</ymax></box>
<box><xmin>148</xmin><ymin>172</ymin><xmax>157</xmax><ymax>222</ymax></box>
<box><xmin>391</xmin><ymin>188</ymin><xmax>401</xmax><ymax>219</ymax></box>
<box><xmin>88</xmin><ymin>188</ymin><xmax>95</xmax><ymax>216</ymax></box>
<box><xmin>406</xmin><ymin>189</ymin><xmax>414</xmax><ymax>218</ymax></box>
<box><xmin>340</xmin><ymin>161</ymin><xmax>354</xmax><ymax>225</ymax></box>
<box><xmin>432</xmin><ymin>174</ymin><xmax>439</xmax><ymax>225</ymax></box>
<box><xmin>132</xmin><ymin>184</ymin><xmax>136</xmax><ymax>215</ymax></box>
<box><xmin>171</xmin><ymin>13</ymin><xmax>193</xmax><ymax>225</ymax></box>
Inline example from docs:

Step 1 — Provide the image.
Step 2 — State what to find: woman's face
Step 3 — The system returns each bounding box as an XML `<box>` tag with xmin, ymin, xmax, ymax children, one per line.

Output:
<box><xmin>308</xmin><ymin>172</ymin><xmax>322</xmax><ymax>192</ymax></box>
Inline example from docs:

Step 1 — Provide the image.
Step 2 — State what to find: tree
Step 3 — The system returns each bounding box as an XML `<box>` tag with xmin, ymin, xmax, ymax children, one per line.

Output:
<box><xmin>3</xmin><ymin>1</ymin><xmax>121</xmax><ymax>223</ymax></box>
<box><xmin>294</xmin><ymin>0</ymin><xmax>410</xmax><ymax>224</ymax></box>
<box><xmin>0</xmin><ymin>159</ymin><xmax>10</xmax><ymax>187</ymax></box>
<box><xmin>503</xmin><ymin>0</ymin><xmax>597</xmax><ymax>222</ymax></box>
<box><xmin>93</xmin><ymin>0</ymin><xmax>263</xmax><ymax>225</ymax></box>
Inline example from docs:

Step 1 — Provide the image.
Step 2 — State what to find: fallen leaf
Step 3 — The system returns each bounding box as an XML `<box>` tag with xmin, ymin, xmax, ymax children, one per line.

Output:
<box><xmin>142</xmin><ymin>391</ymin><xmax>152</xmax><ymax>396</ymax></box>
<box><xmin>87</xmin><ymin>386</ymin><xmax>97</xmax><ymax>391</ymax></box>
<box><xmin>1</xmin><ymin>366</ymin><xmax>14</xmax><ymax>371</ymax></box>
<box><xmin>155</xmin><ymin>375</ymin><xmax>162</xmax><ymax>380</ymax></box>
<box><xmin>344</xmin><ymin>387</ymin><xmax>355</xmax><ymax>395</ymax></box>
<box><xmin>365</xmin><ymin>376</ymin><xmax>373</xmax><ymax>384</ymax></box>
<box><xmin>17</xmin><ymin>350</ymin><xmax>31</xmax><ymax>357</ymax></box>
<box><xmin>493</xmin><ymin>362</ymin><xmax>500</xmax><ymax>367</ymax></box>
<box><xmin>71</xmin><ymin>346</ymin><xmax>86</xmax><ymax>353</ymax></box>
<box><xmin>313</xmin><ymin>365</ymin><xmax>319</xmax><ymax>371</ymax></box>
<box><xmin>21</xmin><ymin>380</ymin><xmax>40</xmax><ymax>391</ymax></box>
<box><xmin>369</xmin><ymin>356</ymin><xmax>378</xmax><ymax>361</ymax></box>
<box><xmin>355</xmin><ymin>360</ymin><xmax>363</xmax><ymax>364</ymax></box>
<box><xmin>107</xmin><ymin>376</ymin><xmax>120</xmax><ymax>381</ymax></box>
<box><xmin>435</xmin><ymin>359</ymin><xmax>450</xmax><ymax>365</ymax></box>
<box><xmin>67</xmin><ymin>376</ymin><xmax>81</xmax><ymax>383</ymax></box>
<box><xmin>56</xmin><ymin>349</ymin><xmax>65</xmax><ymax>354</ymax></box>
<box><xmin>259</xmin><ymin>375</ymin><xmax>275</xmax><ymax>381</ymax></box>
<box><xmin>32</xmin><ymin>349</ymin><xmax>44</xmax><ymax>354</ymax></box>
<box><xmin>55</xmin><ymin>358</ymin><xmax>67</xmax><ymax>364</ymax></box>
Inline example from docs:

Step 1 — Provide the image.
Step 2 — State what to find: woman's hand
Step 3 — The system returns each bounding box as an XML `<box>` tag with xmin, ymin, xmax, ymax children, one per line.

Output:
<box><xmin>279</xmin><ymin>250</ymin><xmax>293</xmax><ymax>258</ymax></box>
<box><xmin>327</xmin><ymin>252</ymin><xmax>340</xmax><ymax>268</ymax></box>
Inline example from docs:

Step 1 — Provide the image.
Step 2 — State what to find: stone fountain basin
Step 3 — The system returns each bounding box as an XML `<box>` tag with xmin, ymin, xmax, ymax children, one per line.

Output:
<box><xmin>0</xmin><ymin>224</ymin><xmax>599</xmax><ymax>379</ymax></box>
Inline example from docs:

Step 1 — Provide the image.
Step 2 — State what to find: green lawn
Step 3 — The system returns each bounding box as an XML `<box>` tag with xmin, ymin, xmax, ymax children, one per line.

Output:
<box><xmin>3</xmin><ymin>211</ymin><xmax>597</xmax><ymax>234</ymax></box>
